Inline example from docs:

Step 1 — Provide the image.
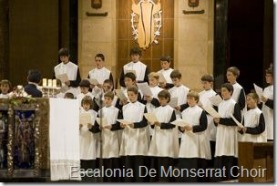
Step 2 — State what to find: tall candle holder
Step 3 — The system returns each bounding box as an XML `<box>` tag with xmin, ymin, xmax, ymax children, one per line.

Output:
<box><xmin>41</xmin><ymin>79</ymin><xmax>61</xmax><ymax>98</ymax></box>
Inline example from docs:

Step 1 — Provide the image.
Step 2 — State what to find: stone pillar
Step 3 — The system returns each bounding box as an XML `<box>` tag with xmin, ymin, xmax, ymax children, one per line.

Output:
<box><xmin>0</xmin><ymin>0</ymin><xmax>9</xmax><ymax>79</ymax></box>
<box><xmin>78</xmin><ymin>0</ymin><xmax>117</xmax><ymax>79</ymax></box>
<box><xmin>174</xmin><ymin>0</ymin><xmax>214</xmax><ymax>91</ymax></box>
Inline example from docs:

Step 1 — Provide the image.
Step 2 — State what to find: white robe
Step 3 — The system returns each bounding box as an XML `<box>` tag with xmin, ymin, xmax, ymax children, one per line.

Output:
<box><xmin>100</xmin><ymin>106</ymin><xmax>121</xmax><ymax>158</ymax></box>
<box><xmin>148</xmin><ymin>105</ymin><xmax>179</xmax><ymax>158</ymax></box>
<box><xmin>169</xmin><ymin>85</ymin><xmax>190</xmax><ymax>107</ymax></box>
<box><xmin>199</xmin><ymin>89</ymin><xmax>217</xmax><ymax>141</ymax></box>
<box><xmin>262</xmin><ymin>85</ymin><xmax>273</xmax><ymax>140</ymax></box>
<box><xmin>123</xmin><ymin>61</ymin><xmax>147</xmax><ymax>82</ymax></box>
<box><xmin>215</xmin><ymin>99</ymin><xmax>238</xmax><ymax>157</ymax></box>
<box><xmin>54</xmin><ymin>62</ymin><xmax>80</xmax><ymax>96</ymax></box>
<box><xmin>157</xmin><ymin>68</ymin><xmax>174</xmax><ymax>84</ymax></box>
<box><xmin>79</xmin><ymin>109</ymin><xmax>98</xmax><ymax>160</ymax></box>
<box><xmin>232</xmin><ymin>82</ymin><xmax>247</xmax><ymax>114</ymax></box>
<box><xmin>88</xmin><ymin>67</ymin><xmax>111</xmax><ymax>85</ymax></box>
<box><xmin>179</xmin><ymin>105</ymin><xmax>211</xmax><ymax>159</ymax></box>
<box><xmin>119</xmin><ymin>101</ymin><xmax>149</xmax><ymax>156</ymax></box>
<box><xmin>240</xmin><ymin>107</ymin><xmax>266</xmax><ymax>142</ymax></box>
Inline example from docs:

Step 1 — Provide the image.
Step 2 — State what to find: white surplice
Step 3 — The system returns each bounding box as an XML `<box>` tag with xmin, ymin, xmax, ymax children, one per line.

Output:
<box><xmin>262</xmin><ymin>85</ymin><xmax>273</xmax><ymax>140</ymax></box>
<box><xmin>157</xmin><ymin>68</ymin><xmax>174</xmax><ymax>84</ymax></box>
<box><xmin>123</xmin><ymin>61</ymin><xmax>147</xmax><ymax>82</ymax></box>
<box><xmin>88</xmin><ymin>67</ymin><xmax>111</xmax><ymax>85</ymax></box>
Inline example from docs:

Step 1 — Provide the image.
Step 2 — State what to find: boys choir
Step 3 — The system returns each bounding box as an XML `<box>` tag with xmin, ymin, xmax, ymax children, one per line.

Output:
<box><xmin>0</xmin><ymin>47</ymin><xmax>273</xmax><ymax>182</ymax></box>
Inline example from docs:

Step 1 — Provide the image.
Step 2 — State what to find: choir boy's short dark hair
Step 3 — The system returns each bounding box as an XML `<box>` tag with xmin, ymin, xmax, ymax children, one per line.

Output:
<box><xmin>227</xmin><ymin>66</ymin><xmax>240</xmax><ymax>77</ymax></box>
<box><xmin>160</xmin><ymin>55</ymin><xmax>171</xmax><ymax>63</ymax></box>
<box><xmin>130</xmin><ymin>47</ymin><xmax>142</xmax><ymax>56</ymax></box>
<box><xmin>95</xmin><ymin>53</ymin><xmax>105</xmax><ymax>61</ymax></box>
<box><xmin>27</xmin><ymin>69</ymin><xmax>41</xmax><ymax>84</ymax></box>
<box><xmin>201</xmin><ymin>74</ymin><xmax>214</xmax><ymax>82</ymax></box>
<box><xmin>221</xmin><ymin>83</ymin><xmax>234</xmax><ymax>94</ymax></box>
<box><xmin>187</xmin><ymin>91</ymin><xmax>199</xmax><ymax>102</ymax></box>
<box><xmin>81</xmin><ymin>96</ymin><xmax>94</xmax><ymax>107</ymax></box>
<box><xmin>124</xmin><ymin>72</ymin><xmax>136</xmax><ymax>81</ymax></box>
<box><xmin>158</xmin><ymin>90</ymin><xmax>171</xmax><ymax>102</ymax></box>
<box><xmin>247</xmin><ymin>93</ymin><xmax>259</xmax><ymax>103</ymax></box>
<box><xmin>127</xmin><ymin>86</ymin><xmax>139</xmax><ymax>95</ymax></box>
<box><xmin>170</xmin><ymin>70</ymin><xmax>182</xmax><ymax>79</ymax></box>
<box><xmin>104</xmin><ymin>91</ymin><xmax>114</xmax><ymax>99</ymax></box>
<box><xmin>0</xmin><ymin>79</ymin><xmax>12</xmax><ymax>89</ymax></box>
<box><xmin>64</xmin><ymin>92</ymin><xmax>74</xmax><ymax>99</ymax></box>
<box><xmin>79</xmin><ymin>79</ymin><xmax>91</xmax><ymax>88</ymax></box>
<box><xmin>58</xmin><ymin>48</ymin><xmax>70</xmax><ymax>57</ymax></box>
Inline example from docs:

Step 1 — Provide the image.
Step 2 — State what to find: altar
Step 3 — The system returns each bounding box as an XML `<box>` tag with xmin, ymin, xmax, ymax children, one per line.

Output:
<box><xmin>0</xmin><ymin>97</ymin><xmax>80</xmax><ymax>181</ymax></box>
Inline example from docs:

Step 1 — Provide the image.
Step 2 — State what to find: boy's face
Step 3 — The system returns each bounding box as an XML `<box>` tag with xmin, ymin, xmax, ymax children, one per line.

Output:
<box><xmin>104</xmin><ymin>97</ymin><xmax>113</xmax><ymax>106</ymax></box>
<box><xmin>103</xmin><ymin>83</ymin><xmax>112</xmax><ymax>92</ymax></box>
<box><xmin>131</xmin><ymin>54</ymin><xmax>140</xmax><ymax>62</ymax></box>
<box><xmin>127</xmin><ymin>91</ymin><xmax>138</xmax><ymax>102</ymax></box>
<box><xmin>161</xmin><ymin>61</ymin><xmax>170</xmax><ymax>70</ymax></box>
<box><xmin>95</xmin><ymin>57</ymin><xmax>104</xmax><ymax>69</ymax></box>
<box><xmin>187</xmin><ymin>96</ymin><xmax>197</xmax><ymax>107</ymax></box>
<box><xmin>221</xmin><ymin>87</ymin><xmax>232</xmax><ymax>100</ymax></box>
<box><xmin>80</xmin><ymin>87</ymin><xmax>89</xmax><ymax>94</ymax></box>
<box><xmin>171</xmin><ymin>77</ymin><xmax>181</xmax><ymax>86</ymax></box>
<box><xmin>149</xmin><ymin>77</ymin><xmax>158</xmax><ymax>86</ymax></box>
<box><xmin>226</xmin><ymin>71</ymin><xmax>236</xmax><ymax>84</ymax></box>
<box><xmin>0</xmin><ymin>84</ymin><xmax>9</xmax><ymax>94</ymax></box>
<box><xmin>158</xmin><ymin>97</ymin><xmax>169</xmax><ymax>106</ymax></box>
<box><xmin>201</xmin><ymin>81</ymin><xmax>212</xmax><ymax>91</ymax></box>
<box><xmin>265</xmin><ymin>73</ymin><xmax>273</xmax><ymax>84</ymax></box>
<box><xmin>60</xmin><ymin>55</ymin><xmax>69</xmax><ymax>64</ymax></box>
<box><xmin>124</xmin><ymin>77</ymin><xmax>135</xmax><ymax>88</ymax></box>
<box><xmin>246</xmin><ymin>96</ymin><xmax>256</xmax><ymax>109</ymax></box>
<box><xmin>82</xmin><ymin>103</ymin><xmax>90</xmax><ymax>111</ymax></box>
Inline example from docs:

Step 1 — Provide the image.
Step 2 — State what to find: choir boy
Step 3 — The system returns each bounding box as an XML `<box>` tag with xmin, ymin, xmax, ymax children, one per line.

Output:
<box><xmin>0</xmin><ymin>80</ymin><xmax>12</xmax><ymax>99</ymax></box>
<box><xmin>157</xmin><ymin>55</ymin><xmax>174</xmax><ymax>89</ymax></box>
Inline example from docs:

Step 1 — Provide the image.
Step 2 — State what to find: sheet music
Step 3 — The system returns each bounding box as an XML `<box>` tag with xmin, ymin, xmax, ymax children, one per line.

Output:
<box><xmin>137</xmin><ymin>83</ymin><xmax>153</xmax><ymax>96</ymax></box>
<box><xmin>253</xmin><ymin>83</ymin><xmax>263</xmax><ymax>99</ymax></box>
<box><xmin>171</xmin><ymin>119</ymin><xmax>191</xmax><ymax>127</ymax></box>
<box><xmin>168</xmin><ymin>97</ymin><xmax>178</xmax><ymax>108</ymax></box>
<box><xmin>90</xmin><ymin>78</ymin><xmax>99</xmax><ymax>86</ymax></box>
<box><xmin>79</xmin><ymin>113</ymin><xmax>93</xmax><ymax>125</ymax></box>
<box><xmin>158</xmin><ymin>72</ymin><xmax>167</xmax><ymax>83</ymax></box>
<box><xmin>230</xmin><ymin>114</ymin><xmax>244</xmax><ymax>128</ymax></box>
<box><xmin>56</xmin><ymin>73</ymin><xmax>69</xmax><ymax>83</ymax></box>
<box><xmin>115</xmin><ymin>89</ymin><xmax>128</xmax><ymax>101</ymax></box>
<box><xmin>209</xmin><ymin>95</ymin><xmax>222</xmax><ymax>106</ymax></box>
<box><xmin>116</xmin><ymin>119</ymin><xmax>133</xmax><ymax>125</ymax></box>
<box><xmin>203</xmin><ymin>105</ymin><xmax>221</xmax><ymax>118</ymax></box>
<box><xmin>96</xmin><ymin>117</ymin><xmax>109</xmax><ymax>127</ymax></box>
<box><xmin>144</xmin><ymin>113</ymin><xmax>158</xmax><ymax>124</ymax></box>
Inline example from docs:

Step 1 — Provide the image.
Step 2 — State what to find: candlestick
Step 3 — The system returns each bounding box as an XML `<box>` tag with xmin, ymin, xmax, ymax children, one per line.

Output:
<box><xmin>52</xmin><ymin>79</ymin><xmax>57</xmax><ymax>88</ymax></box>
<box><xmin>42</xmin><ymin>78</ymin><xmax>47</xmax><ymax>87</ymax></box>
<box><xmin>48</xmin><ymin>79</ymin><xmax>53</xmax><ymax>87</ymax></box>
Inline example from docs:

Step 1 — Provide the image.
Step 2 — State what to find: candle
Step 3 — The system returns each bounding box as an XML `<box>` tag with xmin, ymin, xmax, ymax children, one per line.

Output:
<box><xmin>42</xmin><ymin>78</ymin><xmax>47</xmax><ymax>87</ymax></box>
<box><xmin>52</xmin><ymin>79</ymin><xmax>57</xmax><ymax>88</ymax></box>
<box><xmin>48</xmin><ymin>79</ymin><xmax>53</xmax><ymax>87</ymax></box>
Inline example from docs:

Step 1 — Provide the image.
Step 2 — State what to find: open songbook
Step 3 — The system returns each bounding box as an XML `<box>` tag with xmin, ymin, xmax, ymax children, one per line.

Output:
<box><xmin>96</xmin><ymin>117</ymin><xmax>109</xmax><ymax>127</ymax></box>
<box><xmin>171</xmin><ymin>119</ymin><xmax>192</xmax><ymax>127</ymax></box>
<box><xmin>137</xmin><ymin>83</ymin><xmax>153</xmax><ymax>96</ymax></box>
<box><xmin>144</xmin><ymin>113</ymin><xmax>158</xmax><ymax>124</ymax></box>
<box><xmin>230</xmin><ymin>114</ymin><xmax>244</xmax><ymax>128</ymax></box>
<box><xmin>209</xmin><ymin>95</ymin><xmax>222</xmax><ymax>106</ymax></box>
<box><xmin>79</xmin><ymin>113</ymin><xmax>93</xmax><ymax>125</ymax></box>
<box><xmin>168</xmin><ymin>97</ymin><xmax>178</xmax><ymax>108</ymax></box>
<box><xmin>116</xmin><ymin>119</ymin><xmax>133</xmax><ymax>125</ymax></box>
<box><xmin>115</xmin><ymin>89</ymin><xmax>128</xmax><ymax>101</ymax></box>
<box><xmin>253</xmin><ymin>83</ymin><xmax>263</xmax><ymax>99</ymax></box>
<box><xmin>203</xmin><ymin>105</ymin><xmax>221</xmax><ymax>118</ymax></box>
<box><xmin>158</xmin><ymin>72</ymin><xmax>167</xmax><ymax>83</ymax></box>
<box><xmin>89</xmin><ymin>78</ymin><xmax>99</xmax><ymax>86</ymax></box>
<box><xmin>56</xmin><ymin>73</ymin><xmax>69</xmax><ymax>83</ymax></box>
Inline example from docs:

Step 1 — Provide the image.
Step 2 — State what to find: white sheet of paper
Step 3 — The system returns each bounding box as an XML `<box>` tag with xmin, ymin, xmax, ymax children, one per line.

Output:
<box><xmin>56</xmin><ymin>73</ymin><xmax>69</xmax><ymax>83</ymax></box>
<box><xmin>158</xmin><ymin>72</ymin><xmax>167</xmax><ymax>83</ymax></box>
<box><xmin>116</xmin><ymin>119</ymin><xmax>133</xmax><ymax>125</ymax></box>
<box><xmin>203</xmin><ymin>105</ymin><xmax>221</xmax><ymax>118</ymax></box>
<box><xmin>96</xmin><ymin>117</ymin><xmax>109</xmax><ymax>127</ymax></box>
<box><xmin>90</xmin><ymin>78</ymin><xmax>99</xmax><ymax>86</ymax></box>
<box><xmin>253</xmin><ymin>83</ymin><xmax>263</xmax><ymax>99</ymax></box>
<box><xmin>137</xmin><ymin>83</ymin><xmax>153</xmax><ymax>96</ymax></box>
<box><xmin>171</xmin><ymin>119</ymin><xmax>191</xmax><ymax>127</ymax></box>
<box><xmin>168</xmin><ymin>97</ymin><xmax>178</xmax><ymax>108</ymax></box>
<box><xmin>144</xmin><ymin>113</ymin><xmax>158</xmax><ymax>124</ymax></box>
<box><xmin>230</xmin><ymin>114</ymin><xmax>244</xmax><ymax>128</ymax></box>
<box><xmin>125</xmin><ymin>70</ymin><xmax>137</xmax><ymax>77</ymax></box>
<box><xmin>209</xmin><ymin>95</ymin><xmax>222</xmax><ymax>106</ymax></box>
<box><xmin>115</xmin><ymin>89</ymin><xmax>128</xmax><ymax>101</ymax></box>
<box><xmin>79</xmin><ymin>113</ymin><xmax>93</xmax><ymax>125</ymax></box>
